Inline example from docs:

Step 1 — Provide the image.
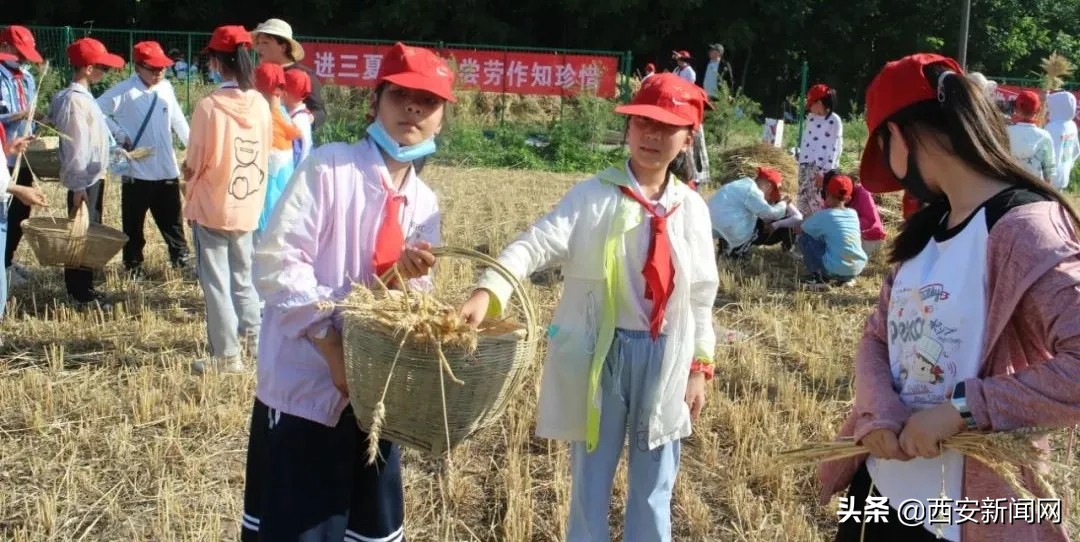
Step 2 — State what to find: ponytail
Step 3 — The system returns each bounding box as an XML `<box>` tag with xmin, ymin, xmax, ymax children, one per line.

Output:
<box><xmin>212</xmin><ymin>47</ymin><xmax>256</xmax><ymax>91</ymax></box>
<box><xmin>886</xmin><ymin>64</ymin><xmax>1080</xmax><ymax>263</ymax></box>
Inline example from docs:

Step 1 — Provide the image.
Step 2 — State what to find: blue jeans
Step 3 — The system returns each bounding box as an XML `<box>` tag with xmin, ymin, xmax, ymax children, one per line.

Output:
<box><xmin>567</xmin><ymin>329</ymin><xmax>680</xmax><ymax>542</ymax></box>
<box><xmin>0</xmin><ymin>201</ymin><xmax>7</xmax><ymax>321</ymax></box>
<box><xmin>798</xmin><ymin>233</ymin><xmax>827</xmax><ymax>275</ymax></box>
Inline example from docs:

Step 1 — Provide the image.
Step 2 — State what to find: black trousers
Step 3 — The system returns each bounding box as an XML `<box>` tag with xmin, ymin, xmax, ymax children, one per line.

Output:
<box><xmin>834</xmin><ymin>464</ymin><xmax>945</xmax><ymax>542</ymax></box>
<box><xmin>65</xmin><ymin>181</ymin><xmax>106</xmax><ymax>302</ymax></box>
<box><xmin>4</xmin><ymin>164</ymin><xmax>34</xmax><ymax>268</ymax></box>
<box><xmin>241</xmin><ymin>398</ymin><xmax>405</xmax><ymax>542</ymax></box>
<box><xmin>717</xmin><ymin>219</ymin><xmax>797</xmax><ymax>259</ymax></box>
<box><xmin>120</xmin><ymin>178</ymin><xmax>189</xmax><ymax>269</ymax></box>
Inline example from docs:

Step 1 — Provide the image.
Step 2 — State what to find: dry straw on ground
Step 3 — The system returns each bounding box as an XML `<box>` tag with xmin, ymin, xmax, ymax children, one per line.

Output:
<box><xmin>0</xmin><ymin>166</ymin><xmax>1077</xmax><ymax>541</ymax></box>
<box><xmin>713</xmin><ymin>143</ymin><xmax>800</xmax><ymax>194</ymax></box>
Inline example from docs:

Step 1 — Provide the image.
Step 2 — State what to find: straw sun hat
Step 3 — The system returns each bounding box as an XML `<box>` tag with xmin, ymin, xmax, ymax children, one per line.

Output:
<box><xmin>251</xmin><ymin>18</ymin><xmax>305</xmax><ymax>62</ymax></box>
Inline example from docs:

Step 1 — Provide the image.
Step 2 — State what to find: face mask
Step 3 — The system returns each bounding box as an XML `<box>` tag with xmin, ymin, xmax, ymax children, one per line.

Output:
<box><xmin>366</xmin><ymin>118</ymin><xmax>437</xmax><ymax>163</ymax></box>
<box><xmin>883</xmin><ymin>131</ymin><xmax>944</xmax><ymax>205</ymax></box>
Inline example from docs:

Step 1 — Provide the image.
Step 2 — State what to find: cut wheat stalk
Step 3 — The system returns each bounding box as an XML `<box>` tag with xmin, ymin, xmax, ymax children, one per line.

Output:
<box><xmin>775</xmin><ymin>427</ymin><xmax>1074</xmax><ymax>501</ymax></box>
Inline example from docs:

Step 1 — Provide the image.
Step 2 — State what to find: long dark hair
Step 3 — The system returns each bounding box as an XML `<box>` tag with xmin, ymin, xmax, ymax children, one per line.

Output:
<box><xmin>211</xmin><ymin>47</ymin><xmax>255</xmax><ymax>91</ymax></box>
<box><xmin>886</xmin><ymin>63</ymin><xmax>1080</xmax><ymax>263</ymax></box>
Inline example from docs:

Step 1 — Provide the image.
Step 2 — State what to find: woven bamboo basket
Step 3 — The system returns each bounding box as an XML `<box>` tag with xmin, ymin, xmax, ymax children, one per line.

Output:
<box><xmin>22</xmin><ymin>201</ymin><xmax>128</xmax><ymax>270</ymax></box>
<box><xmin>23</xmin><ymin>136</ymin><xmax>61</xmax><ymax>181</ymax></box>
<box><xmin>342</xmin><ymin>246</ymin><xmax>541</xmax><ymax>456</ymax></box>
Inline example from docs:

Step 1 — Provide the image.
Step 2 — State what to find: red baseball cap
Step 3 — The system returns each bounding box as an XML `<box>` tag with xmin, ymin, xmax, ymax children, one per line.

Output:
<box><xmin>806</xmin><ymin>84</ymin><xmax>831</xmax><ymax>107</ymax></box>
<box><xmin>284</xmin><ymin>69</ymin><xmax>312</xmax><ymax>99</ymax></box>
<box><xmin>67</xmin><ymin>38</ymin><xmax>125</xmax><ymax>69</ymax></box>
<box><xmin>859</xmin><ymin>53</ymin><xmax>964</xmax><ymax>193</ymax></box>
<box><xmin>826</xmin><ymin>173</ymin><xmax>854</xmax><ymax>199</ymax></box>
<box><xmin>615</xmin><ymin>73</ymin><xmax>709</xmax><ymax>128</ymax></box>
<box><xmin>254</xmin><ymin>62</ymin><xmax>286</xmax><ymax>94</ymax></box>
<box><xmin>1013</xmin><ymin>90</ymin><xmax>1041</xmax><ymax>119</ymax></box>
<box><xmin>0</xmin><ymin>26</ymin><xmax>43</xmax><ymax>64</ymax></box>
<box><xmin>133</xmin><ymin>41</ymin><xmax>173</xmax><ymax>69</ymax></box>
<box><xmin>756</xmin><ymin>166</ymin><xmax>783</xmax><ymax>188</ymax></box>
<box><xmin>205</xmin><ymin>25</ymin><xmax>252</xmax><ymax>54</ymax></box>
<box><xmin>376</xmin><ymin>42</ymin><xmax>456</xmax><ymax>103</ymax></box>
<box><xmin>676</xmin><ymin>50</ymin><xmax>692</xmax><ymax>59</ymax></box>
<box><xmin>646</xmin><ymin>63</ymin><xmax>656</xmax><ymax>72</ymax></box>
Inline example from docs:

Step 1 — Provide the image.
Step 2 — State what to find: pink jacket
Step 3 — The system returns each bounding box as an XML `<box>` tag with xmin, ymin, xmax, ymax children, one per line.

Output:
<box><xmin>818</xmin><ymin>201</ymin><xmax>1080</xmax><ymax>541</ymax></box>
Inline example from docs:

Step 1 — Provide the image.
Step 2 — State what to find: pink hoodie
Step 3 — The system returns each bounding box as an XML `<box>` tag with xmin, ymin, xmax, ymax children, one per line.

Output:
<box><xmin>849</xmin><ymin>184</ymin><xmax>887</xmax><ymax>241</ymax></box>
<box><xmin>818</xmin><ymin>201</ymin><xmax>1080</xmax><ymax>542</ymax></box>
<box><xmin>183</xmin><ymin>86</ymin><xmax>272</xmax><ymax>232</ymax></box>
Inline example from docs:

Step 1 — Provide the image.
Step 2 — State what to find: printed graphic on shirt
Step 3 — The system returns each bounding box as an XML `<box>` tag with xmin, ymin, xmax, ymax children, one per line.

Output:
<box><xmin>888</xmin><ymin>283</ymin><xmax>961</xmax><ymax>409</ymax></box>
<box><xmin>229</xmin><ymin>137</ymin><xmax>265</xmax><ymax>200</ymax></box>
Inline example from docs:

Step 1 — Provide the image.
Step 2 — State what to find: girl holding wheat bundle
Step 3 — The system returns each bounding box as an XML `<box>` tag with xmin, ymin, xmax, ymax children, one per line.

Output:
<box><xmin>241</xmin><ymin>42</ymin><xmax>450</xmax><ymax>542</ymax></box>
<box><xmin>460</xmin><ymin>73</ymin><xmax>719</xmax><ymax>542</ymax></box>
<box><xmin>818</xmin><ymin>53</ymin><xmax>1080</xmax><ymax>542</ymax></box>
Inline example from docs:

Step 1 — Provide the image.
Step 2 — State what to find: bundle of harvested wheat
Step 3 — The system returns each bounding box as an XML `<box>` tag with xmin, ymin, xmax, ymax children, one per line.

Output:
<box><xmin>333</xmin><ymin>247</ymin><xmax>540</xmax><ymax>461</ymax></box>
<box><xmin>1040</xmin><ymin>52</ymin><xmax>1073</xmax><ymax>93</ymax></box>
<box><xmin>713</xmin><ymin>143</ymin><xmax>799</xmax><ymax>195</ymax></box>
<box><xmin>775</xmin><ymin>427</ymin><xmax>1074</xmax><ymax>501</ymax></box>
<box><xmin>125</xmin><ymin>147</ymin><xmax>155</xmax><ymax>161</ymax></box>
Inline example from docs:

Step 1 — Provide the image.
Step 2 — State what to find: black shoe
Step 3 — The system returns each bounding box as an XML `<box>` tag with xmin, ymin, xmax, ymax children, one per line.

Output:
<box><xmin>171</xmin><ymin>255</ymin><xmax>192</xmax><ymax>269</ymax></box>
<box><xmin>72</xmin><ymin>291</ymin><xmax>114</xmax><ymax>310</ymax></box>
<box><xmin>801</xmin><ymin>273</ymin><xmax>829</xmax><ymax>290</ymax></box>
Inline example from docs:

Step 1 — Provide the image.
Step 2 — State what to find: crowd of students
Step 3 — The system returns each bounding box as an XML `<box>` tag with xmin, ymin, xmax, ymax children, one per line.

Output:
<box><xmin>2</xmin><ymin>21</ymin><xmax>1079</xmax><ymax>542</ymax></box>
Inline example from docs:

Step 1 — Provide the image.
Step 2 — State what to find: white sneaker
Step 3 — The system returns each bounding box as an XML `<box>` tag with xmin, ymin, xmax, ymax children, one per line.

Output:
<box><xmin>190</xmin><ymin>356</ymin><xmax>246</xmax><ymax>375</ymax></box>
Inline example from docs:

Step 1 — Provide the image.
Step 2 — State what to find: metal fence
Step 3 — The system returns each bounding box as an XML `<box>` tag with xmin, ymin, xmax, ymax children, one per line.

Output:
<box><xmin>25</xmin><ymin>25</ymin><xmax>634</xmax><ymax>116</ymax></box>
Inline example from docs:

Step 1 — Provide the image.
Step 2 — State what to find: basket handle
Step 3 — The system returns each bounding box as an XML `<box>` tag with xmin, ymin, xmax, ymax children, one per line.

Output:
<box><xmin>378</xmin><ymin>246</ymin><xmax>539</xmax><ymax>341</ymax></box>
<box><xmin>64</xmin><ymin>200</ymin><xmax>90</xmax><ymax>268</ymax></box>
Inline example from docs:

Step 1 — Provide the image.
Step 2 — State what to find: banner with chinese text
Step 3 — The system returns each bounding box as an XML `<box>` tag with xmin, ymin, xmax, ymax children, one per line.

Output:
<box><xmin>300</xmin><ymin>42</ymin><xmax>620</xmax><ymax>98</ymax></box>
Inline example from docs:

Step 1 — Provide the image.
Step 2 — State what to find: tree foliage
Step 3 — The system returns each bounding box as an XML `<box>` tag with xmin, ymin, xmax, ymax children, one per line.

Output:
<box><xmin>8</xmin><ymin>0</ymin><xmax>1080</xmax><ymax>114</ymax></box>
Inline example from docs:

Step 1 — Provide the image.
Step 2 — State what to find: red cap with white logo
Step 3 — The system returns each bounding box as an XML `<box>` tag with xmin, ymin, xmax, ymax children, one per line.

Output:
<box><xmin>615</xmin><ymin>73</ymin><xmax>710</xmax><ymax>128</ymax></box>
<box><xmin>376</xmin><ymin>42</ymin><xmax>456</xmax><ymax>103</ymax></box>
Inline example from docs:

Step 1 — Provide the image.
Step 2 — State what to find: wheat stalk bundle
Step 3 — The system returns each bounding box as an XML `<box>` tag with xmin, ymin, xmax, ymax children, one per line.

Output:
<box><xmin>775</xmin><ymin>427</ymin><xmax>1073</xmax><ymax>501</ymax></box>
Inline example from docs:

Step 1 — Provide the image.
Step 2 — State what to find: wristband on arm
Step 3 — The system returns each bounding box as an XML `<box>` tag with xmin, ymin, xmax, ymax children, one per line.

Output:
<box><xmin>690</xmin><ymin>357</ymin><xmax>714</xmax><ymax>380</ymax></box>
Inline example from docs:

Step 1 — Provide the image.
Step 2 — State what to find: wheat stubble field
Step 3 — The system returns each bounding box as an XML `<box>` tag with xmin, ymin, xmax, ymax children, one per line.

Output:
<box><xmin>0</xmin><ymin>166</ymin><xmax>1076</xmax><ymax>541</ymax></box>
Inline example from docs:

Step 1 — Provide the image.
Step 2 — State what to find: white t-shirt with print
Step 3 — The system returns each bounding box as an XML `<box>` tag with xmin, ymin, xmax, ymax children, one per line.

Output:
<box><xmin>867</xmin><ymin>208</ymin><xmax>991</xmax><ymax>542</ymax></box>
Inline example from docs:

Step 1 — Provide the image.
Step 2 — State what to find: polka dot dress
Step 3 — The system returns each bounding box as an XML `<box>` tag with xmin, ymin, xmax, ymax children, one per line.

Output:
<box><xmin>797</xmin><ymin>112</ymin><xmax>844</xmax><ymax>215</ymax></box>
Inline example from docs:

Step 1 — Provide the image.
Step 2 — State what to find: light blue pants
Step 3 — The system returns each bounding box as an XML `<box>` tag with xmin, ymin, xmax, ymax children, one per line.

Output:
<box><xmin>567</xmin><ymin>329</ymin><xmax>680</xmax><ymax>542</ymax></box>
<box><xmin>798</xmin><ymin>233</ymin><xmax>828</xmax><ymax>276</ymax></box>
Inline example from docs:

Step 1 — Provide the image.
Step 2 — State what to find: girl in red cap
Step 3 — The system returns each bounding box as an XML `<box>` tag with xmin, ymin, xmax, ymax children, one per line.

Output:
<box><xmin>818</xmin><ymin>53</ymin><xmax>1080</xmax><ymax>542</ymax></box>
<box><xmin>183</xmin><ymin>26</ymin><xmax>271</xmax><ymax>374</ymax></box>
<box><xmin>797</xmin><ymin>83</ymin><xmax>843</xmax><ymax>217</ymax></box>
<box><xmin>252</xmin><ymin>62</ymin><xmax>300</xmax><ymax>235</ymax></box>
<box><xmin>241</xmin><ymin>42</ymin><xmax>447</xmax><ymax>542</ymax></box>
<box><xmin>459</xmin><ymin>72</ymin><xmax>719</xmax><ymax>542</ymax></box>
<box><xmin>1006</xmin><ymin>90</ymin><xmax>1056</xmax><ymax>184</ymax></box>
<box><xmin>283</xmin><ymin>69</ymin><xmax>314</xmax><ymax>167</ymax></box>
<box><xmin>47</xmin><ymin>37</ymin><xmax>126</xmax><ymax>308</ymax></box>
<box><xmin>1</xmin><ymin>26</ymin><xmax>45</xmax><ymax>288</ymax></box>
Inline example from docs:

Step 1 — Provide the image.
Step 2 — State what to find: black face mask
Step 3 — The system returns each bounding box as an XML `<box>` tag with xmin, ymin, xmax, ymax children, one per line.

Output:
<box><xmin>882</xmin><ymin>131</ymin><xmax>945</xmax><ymax>205</ymax></box>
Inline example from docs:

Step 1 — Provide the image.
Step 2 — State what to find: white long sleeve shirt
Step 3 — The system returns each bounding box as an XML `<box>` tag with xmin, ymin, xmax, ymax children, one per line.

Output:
<box><xmin>49</xmin><ymin>83</ymin><xmax>111</xmax><ymax>192</ymax></box>
<box><xmin>97</xmin><ymin>76</ymin><xmax>189</xmax><ymax>181</ymax></box>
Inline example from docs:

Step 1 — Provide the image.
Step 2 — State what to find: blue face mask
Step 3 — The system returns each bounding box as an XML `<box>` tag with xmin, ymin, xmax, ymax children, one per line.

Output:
<box><xmin>366</xmin><ymin>119</ymin><xmax>437</xmax><ymax>163</ymax></box>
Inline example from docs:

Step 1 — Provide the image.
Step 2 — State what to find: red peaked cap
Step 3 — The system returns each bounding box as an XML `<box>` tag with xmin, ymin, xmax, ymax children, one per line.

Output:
<box><xmin>859</xmin><ymin>53</ymin><xmax>964</xmax><ymax>193</ymax></box>
<box><xmin>615</xmin><ymin>73</ymin><xmax>712</xmax><ymax>128</ymax></box>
